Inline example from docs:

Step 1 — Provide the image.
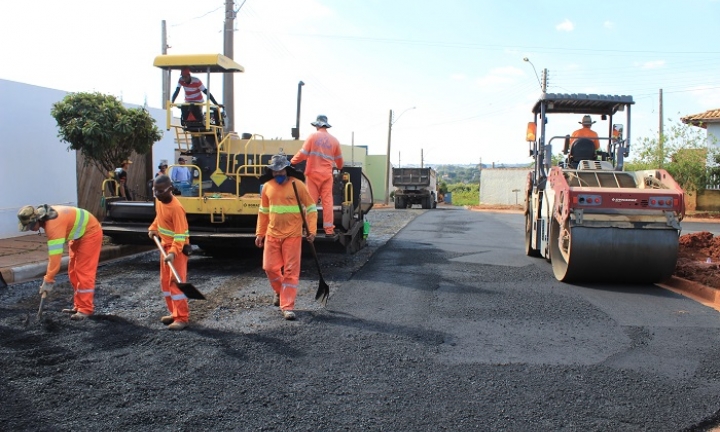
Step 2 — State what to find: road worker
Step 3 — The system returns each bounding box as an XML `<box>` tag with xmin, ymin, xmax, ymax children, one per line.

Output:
<box><xmin>148</xmin><ymin>175</ymin><xmax>191</xmax><ymax>331</ymax></box>
<box><xmin>571</xmin><ymin>115</ymin><xmax>600</xmax><ymax>151</ymax></box>
<box><xmin>290</xmin><ymin>114</ymin><xmax>343</xmax><ymax>237</ymax></box>
<box><xmin>171</xmin><ymin>67</ymin><xmax>220</xmax><ymax>125</ymax></box>
<box><xmin>255</xmin><ymin>154</ymin><xmax>317</xmax><ymax>320</ymax></box>
<box><xmin>17</xmin><ymin>204</ymin><xmax>103</xmax><ymax>320</ymax></box>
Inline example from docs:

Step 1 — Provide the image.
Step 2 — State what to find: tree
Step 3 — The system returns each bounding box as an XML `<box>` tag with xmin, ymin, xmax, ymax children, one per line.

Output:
<box><xmin>51</xmin><ymin>92</ymin><xmax>163</xmax><ymax>177</ymax></box>
<box><xmin>625</xmin><ymin>119</ymin><xmax>719</xmax><ymax>193</ymax></box>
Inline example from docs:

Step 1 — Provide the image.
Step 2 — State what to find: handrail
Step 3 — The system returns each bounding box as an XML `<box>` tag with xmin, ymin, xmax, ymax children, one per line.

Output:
<box><xmin>101</xmin><ymin>179</ymin><xmax>119</xmax><ymax>198</ymax></box>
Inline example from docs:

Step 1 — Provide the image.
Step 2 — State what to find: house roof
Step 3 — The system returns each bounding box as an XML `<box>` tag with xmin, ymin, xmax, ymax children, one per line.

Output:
<box><xmin>681</xmin><ymin>109</ymin><xmax>720</xmax><ymax>129</ymax></box>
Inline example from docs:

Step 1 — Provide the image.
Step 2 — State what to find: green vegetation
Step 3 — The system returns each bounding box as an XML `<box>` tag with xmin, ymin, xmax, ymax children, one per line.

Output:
<box><xmin>51</xmin><ymin>92</ymin><xmax>163</xmax><ymax>177</ymax></box>
<box><xmin>625</xmin><ymin>119</ymin><xmax>720</xmax><ymax>193</ymax></box>
<box><xmin>446</xmin><ymin>183</ymin><xmax>479</xmax><ymax>206</ymax></box>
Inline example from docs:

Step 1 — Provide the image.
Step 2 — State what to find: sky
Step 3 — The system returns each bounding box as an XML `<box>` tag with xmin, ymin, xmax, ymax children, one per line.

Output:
<box><xmin>3</xmin><ymin>0</ymin><xmax>720</xmax><ymax>167</ymax></box>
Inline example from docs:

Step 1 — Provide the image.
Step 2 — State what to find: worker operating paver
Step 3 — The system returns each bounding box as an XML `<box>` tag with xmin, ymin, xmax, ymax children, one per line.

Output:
<box><xmin>16</xmin><ymin>204</ymin><xmax>103</xmax><ymax>320</ymax></box>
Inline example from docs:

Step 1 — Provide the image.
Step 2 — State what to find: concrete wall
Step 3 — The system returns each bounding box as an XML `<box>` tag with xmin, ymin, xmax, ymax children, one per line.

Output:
<box><xmin>479</xmin><ymin>168</ymin><xmax>528</xmax><ymax>205</ymax></box>
<box><xmin>0</xmin><ymin>79</ymin><xmax>176</xmax><ymax>239</ymax></box>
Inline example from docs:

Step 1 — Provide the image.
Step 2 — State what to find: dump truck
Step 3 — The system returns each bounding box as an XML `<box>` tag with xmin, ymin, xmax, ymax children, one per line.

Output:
<box><xmin>392</xmin><ymin>167</ymin><xmax>437</xmax><ymax>209</ymax></box>
<box><xmin>524</xmin><ymin>92</ymin><xmax>684</xmax><ymax>283</ymax></box>
<box><xmin>100</xmin><ymin>54</ymin><xmax>373</xmax><ymax>255</ymax></box>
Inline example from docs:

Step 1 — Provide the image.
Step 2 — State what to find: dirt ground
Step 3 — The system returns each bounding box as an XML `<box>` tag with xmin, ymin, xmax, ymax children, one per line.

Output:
<box><xmin>676</xmin><ymin>231</ymin><xmax>720</xmax><ymax>289</ymax></box>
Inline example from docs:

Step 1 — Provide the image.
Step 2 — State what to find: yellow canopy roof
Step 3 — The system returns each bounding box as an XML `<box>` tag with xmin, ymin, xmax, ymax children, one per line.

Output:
<box><xmin>153</xmin><ymin>54</ymin><xmax>244</xmax><ymax>73</ymax></box>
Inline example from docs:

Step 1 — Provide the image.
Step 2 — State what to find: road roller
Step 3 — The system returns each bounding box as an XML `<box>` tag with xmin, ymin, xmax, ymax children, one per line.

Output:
<box><xmin>523</xmin><ymin>92</ymin><xmax>685</xmax><ymax>283</ymax></box>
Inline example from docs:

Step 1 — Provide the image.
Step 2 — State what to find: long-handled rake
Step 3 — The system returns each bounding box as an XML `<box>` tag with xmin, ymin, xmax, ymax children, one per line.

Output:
<box><xmin>151</xmin><ymin>236</ymin><xmax>206</xmax><ymax>300</ymax></box>
<box><xmin>291</xmin><ymin>181</ymin><xmax>330</xmax><ymax>306</ymax></box>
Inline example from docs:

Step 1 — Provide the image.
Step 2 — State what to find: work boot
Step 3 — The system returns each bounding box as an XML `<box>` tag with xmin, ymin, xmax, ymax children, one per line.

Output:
<box><xmin>282</xmin><ymin>310</ymin><xmax>296</xmax><ymax>321</ymax></box>
<box><xmin>69</xmin><ymin>312</ymin><xmax>89</xmax><ymax>321</ymax></box>
<box><xmin>168</xmin><ymin>321</ymin><xmax>188</xmax><ymax>331</ymax></box>
<box><xmin>61</xmin><ymin>308</ymin><xmax>77</xmax><ymax>314</ymax></box>
<box><xmin>160</xmin><ymin>315</ymin><xmax>174</xmax><ymax>325</ymax></box>
<box><xmin>273</xmin><ymin>293</ymin><xmax>280</xmax><ymax>307</ymax></box>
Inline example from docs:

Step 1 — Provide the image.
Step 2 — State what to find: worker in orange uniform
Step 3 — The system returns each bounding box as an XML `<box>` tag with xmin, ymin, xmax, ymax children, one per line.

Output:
<box><xmin>148</xmin><ymin>175</ymin><xmax>191</xmax><ymax>331</ymax></box>
<box><xmin>16</xmin><ymin>204</ymin><xmax>103</xmax><ymax>321</ymax></box>
<box><xmin>255</xmin><ymin>154</ymin><xmax>317</xmax><ymax>320</ymax></box>
<box><xmin>290</xmin><ymin>114</ymin><xmax>343</xmax><ymax>237</ymax></box>
<box><xmin>571</xmin><ymin>115</ymin><xmax>600</xmax><ymax>151</ymax></box>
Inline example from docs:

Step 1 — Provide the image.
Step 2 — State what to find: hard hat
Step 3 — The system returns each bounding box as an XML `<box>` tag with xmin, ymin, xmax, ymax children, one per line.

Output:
<box><xmin>310</xmin><ymin>114</ymin><xmax>331</xmax><ymax>128</ymax></box>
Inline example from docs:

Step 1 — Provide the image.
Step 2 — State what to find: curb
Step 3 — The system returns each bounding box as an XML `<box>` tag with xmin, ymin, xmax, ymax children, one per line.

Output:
<box><xmin>0</xmin><ymin>245</ymin><xmax>153</xmax><ymax>285</ymax></box>
<box><xmin>657</xmin><ymin>276</ymin><xmax>720</xmax><ymax>312</ymax></box>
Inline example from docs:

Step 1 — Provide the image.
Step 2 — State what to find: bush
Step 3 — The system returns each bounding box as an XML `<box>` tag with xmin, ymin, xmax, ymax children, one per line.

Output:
<box><xmin>447</xmin><ymin>183</ymin><xmax>479</xmax><ymax>206</ymax></box>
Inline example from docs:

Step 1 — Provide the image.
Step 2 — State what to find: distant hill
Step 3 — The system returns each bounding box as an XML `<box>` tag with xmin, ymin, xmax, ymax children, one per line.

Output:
<box><xmin>395</xmin><ymin>163</ymin><xmax>530</xmax><ymax>184</ymax></box>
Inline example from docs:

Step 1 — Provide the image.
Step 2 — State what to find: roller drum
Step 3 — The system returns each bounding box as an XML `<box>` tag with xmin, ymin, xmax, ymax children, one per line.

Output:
<box><xmin>550</xmin><ymin>223</ymin><xmax>679</xmax><ymax>283</ymax></box>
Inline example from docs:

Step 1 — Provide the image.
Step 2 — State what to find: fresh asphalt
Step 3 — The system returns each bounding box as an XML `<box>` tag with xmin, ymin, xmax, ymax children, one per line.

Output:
<box><xmin>3</xmin><ymin>206</ymin><xmax>720</xmax><ymax>430</ymax></box>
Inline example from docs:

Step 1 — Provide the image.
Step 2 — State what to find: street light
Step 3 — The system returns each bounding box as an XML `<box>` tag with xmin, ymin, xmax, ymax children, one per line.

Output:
<box><xmin>523</xmin><ymin>57</ymin><xmax>542</xmax><ymax>90</ymax></box>
<box><xmin>385</xmin><ymin>106</ymin><xmax>416</xmax><ymax>205</ymax></box>
<box><xmin>292</xmin><ymin>81</ymin><xmax>305</xmax><ymax>139</ymax></box>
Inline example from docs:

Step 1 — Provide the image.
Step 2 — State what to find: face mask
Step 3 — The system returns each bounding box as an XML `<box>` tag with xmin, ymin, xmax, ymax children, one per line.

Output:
<box><xmin>274</xmin><ymin>175</ymin><xmax>287</xmax><ymax>184</ymax></box>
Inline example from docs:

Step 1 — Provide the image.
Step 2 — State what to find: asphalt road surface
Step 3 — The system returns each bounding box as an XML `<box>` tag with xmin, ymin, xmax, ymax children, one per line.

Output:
<box><xmin>2</xmin><ymin>207</ymin><xmax>720</xmax><ymax>431</ymax></box>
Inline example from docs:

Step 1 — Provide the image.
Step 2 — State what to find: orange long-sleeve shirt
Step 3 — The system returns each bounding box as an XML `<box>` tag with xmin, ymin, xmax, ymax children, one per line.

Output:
<box><xmin>290</xmin><ymin>129</ymin><xmax>343</xmax><ymax>177</ymax></box>
<box><xmin>571</xmin><ymin>126</ymin><xmax>600</xmax><ymax>150</ymax></box>
<box><xmin>149</xmin><ymin>197</ymin><xmax>190</xmax><ymax>257</ymax></box>
<box><xmin>43</xmin><ymin>205</ymin><xmax>101</xmax><ymax>283</ymax></box>
<box><xmin>256</xmin><ymin>179</ymin><xmax>318</xmax><ymax>239</ymax></box>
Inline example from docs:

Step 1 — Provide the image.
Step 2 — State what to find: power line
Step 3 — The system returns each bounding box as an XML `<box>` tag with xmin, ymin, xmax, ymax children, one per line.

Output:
<box><xmin>170</xmin><ymin>6</ymin><xmax>224</xmax><ymax>27</ymax></box>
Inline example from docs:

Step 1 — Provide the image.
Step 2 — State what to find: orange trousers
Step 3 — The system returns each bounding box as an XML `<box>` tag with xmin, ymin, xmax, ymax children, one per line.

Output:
<box><xmin>263</xmin><ymin>236</ymin><xmax>302</xmax><ymax>311</ymax></box>
<box><xmin>67</xmin><ymin>228</ymin><xmax>103</xmax><ymax>315</ymax></box>
<box><xmin>160</xmin><ymin>247</ymin><xmax>189</xmax><ymax>323</ymax></box>
<box><xmin>306</xmin><ymin>173</ymin><xmax>335</xmax><ymax>235</ymax></box>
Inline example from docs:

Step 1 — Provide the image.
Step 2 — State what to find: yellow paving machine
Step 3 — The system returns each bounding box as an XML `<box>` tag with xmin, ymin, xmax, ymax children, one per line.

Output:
<box><xmin>101</xmin><ymin>54</ymin><xmax>373</xmax><ymax>254</ymax></box>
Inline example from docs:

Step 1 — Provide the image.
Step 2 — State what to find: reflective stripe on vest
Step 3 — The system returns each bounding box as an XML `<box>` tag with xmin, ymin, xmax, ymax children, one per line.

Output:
<box><xmin>68</xmin><ymin>208</ymin><xmax>91</xmax><ymax>240</ymax></box>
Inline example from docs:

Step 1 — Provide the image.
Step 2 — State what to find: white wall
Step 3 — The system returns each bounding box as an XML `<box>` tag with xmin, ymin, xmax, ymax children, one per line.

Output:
<box><xmin>479</xmin><ymin>168</ymin><xmax>528</xmax><ymax>205</ymax></box>
<box><xmin>0</xmin><ymin>79</ymin><xmax>175</xmax><ymax>239</ymax></box>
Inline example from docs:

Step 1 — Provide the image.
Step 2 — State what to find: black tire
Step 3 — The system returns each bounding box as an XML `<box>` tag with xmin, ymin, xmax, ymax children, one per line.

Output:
<box><xmin>524</xmin><ymin>209</ymin><xmax>541</xmax><ymax>257</ymax></box>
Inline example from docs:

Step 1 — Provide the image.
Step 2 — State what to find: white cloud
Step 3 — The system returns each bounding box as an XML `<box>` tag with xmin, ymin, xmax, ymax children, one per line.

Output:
<box><xmin>450</xmin><ymin>73</ymin><xmax>467</xmax><ymax>81</ymax></box>
<box><xmin>556</xmin><ymin>19</ymin><xmax>574</xmax><ymax>32</ymax></box>
<box><xmin>636</xmin><ymin>60</ymin><xmax>666</xmax><ymax>69</ymax></box>
<box><xmin>604</xmin><ymin>21</ymin><xmax>614</xmax><ymax>29</ymax></box>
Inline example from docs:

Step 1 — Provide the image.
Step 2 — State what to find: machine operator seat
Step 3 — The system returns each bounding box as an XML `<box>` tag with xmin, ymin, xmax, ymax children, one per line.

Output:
<box><xmin>568</xmin><ymin>138</ymin><xmax>596</xmax><ymax>169</ymax></box>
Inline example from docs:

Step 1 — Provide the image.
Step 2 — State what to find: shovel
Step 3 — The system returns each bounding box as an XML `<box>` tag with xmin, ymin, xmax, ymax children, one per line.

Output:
<box><xmin>151</xmin><ymin>236</ymin><xmax>206</xmax><ymax>300</ymax></box>
<box><xmin>291</xmin><ymin>181</ymin><xmax>330</xmax><ymax>306</ymax></box>
<box><xmin>37</xmin><ymin>291</ymin><xmax>47</xmax><ymax>319</ymax></box>
<box><xmin>23</xmin><ymin>290</ymin><xmax>47</xmax><ymax>327</ymax></box>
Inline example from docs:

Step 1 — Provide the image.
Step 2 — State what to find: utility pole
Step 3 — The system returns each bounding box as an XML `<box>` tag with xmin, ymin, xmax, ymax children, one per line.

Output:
<box><xmin>385</xmin><ymin>109</ymin><xmax>393</xmax><ymax>205</ymax></box>
<box><xmin>351</xmin><ymin>131</ymin><xmax>354</xmax><ymax>166</ymax></box>
<box><xmin>161</xmin><ymin>20</ymin><xmax>170</xmax><ymax>105</ymax></box>
<box><xmin>659</xmin><ymin>88</ymin><xmax>664</xmax><ymax>168</ymax></box>
<box><xmin>541</xmin><ymin>68</ymin><xmax>548</xmax><ymax>93</ymax></box>
<box><xmin>223</xmin><ymin>0</ymin><xmax>236</xmax><ymax>132</ymax></box>
<box><xmin>421</xmin><ymin>148</ymin><xmax>424</xmax><ymax>168</ymax></box>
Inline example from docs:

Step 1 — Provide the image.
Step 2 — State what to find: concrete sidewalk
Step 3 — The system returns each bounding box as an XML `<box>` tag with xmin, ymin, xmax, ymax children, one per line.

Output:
<box><xmin>0</xmin><ymin>233</ymin><xmax>151</xmax><ymax>285</ymax></box>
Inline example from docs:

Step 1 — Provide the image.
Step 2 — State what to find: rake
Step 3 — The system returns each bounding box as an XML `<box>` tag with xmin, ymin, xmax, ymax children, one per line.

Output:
<box><xmin>291</xmin><ymin>181</ymin><xmax>330</xmax><ymax>305</ymax></box>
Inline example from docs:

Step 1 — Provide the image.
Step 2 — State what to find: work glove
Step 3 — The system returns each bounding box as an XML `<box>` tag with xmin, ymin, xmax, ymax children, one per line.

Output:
<box><xmin>164</xmin><ymin>252</ymin><xmax>175</xmax><ymax>263</ymax></box>
<box><xmin>148</xmin><ymin>230</ymin><xmax>159</xmax><ymax>239</ymax></box>
<box><xmin>39</xmin><ymin>281</ymin><xmax>54</xmax><ymax>295</ymax></box>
